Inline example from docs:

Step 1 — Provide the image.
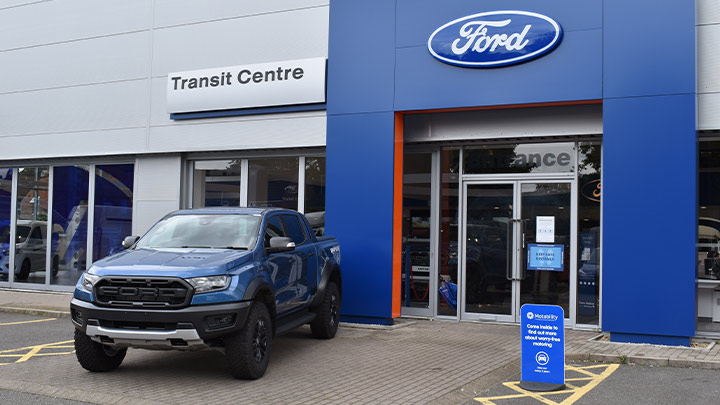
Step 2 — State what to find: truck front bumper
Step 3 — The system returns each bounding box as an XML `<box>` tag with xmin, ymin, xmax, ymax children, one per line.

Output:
<box><xmin>70</xmin><ymin>298</ymin><xmax>253</xmax><ymax>350</ymax></box>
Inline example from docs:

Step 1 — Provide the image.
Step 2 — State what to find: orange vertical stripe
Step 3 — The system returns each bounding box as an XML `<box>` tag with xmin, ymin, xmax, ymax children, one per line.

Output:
<box><xmin>392</xmin><ymin>112</ymin><xmax>404</xmax><ymax>318</ymax></box>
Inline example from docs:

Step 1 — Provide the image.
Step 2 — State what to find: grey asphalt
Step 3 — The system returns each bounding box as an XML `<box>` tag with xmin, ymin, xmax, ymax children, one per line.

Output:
<box><xmin>0</xmin><ymin>312</ymin><xmax>71</xmax><ymax>351</ymax></box>
<box><xmin>0</xmin><ymin>389</ymin><xmax>89</xmax><ymax>405</ymax></box>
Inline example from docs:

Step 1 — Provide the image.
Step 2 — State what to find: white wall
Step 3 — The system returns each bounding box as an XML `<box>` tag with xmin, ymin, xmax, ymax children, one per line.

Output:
<box><xmin>131</xmin><ymin>155</ymin><xmax>182</xmax><ymax>236</ymax></box>
<box><xmin>699</xmin><ymin>0</ymin><xmax>720</xmax><ymax>130</ymax></box>
<box><xmin>0</xmin><ymin>0</ymin><xmax>329</xmax><ymax>160</ymax></box>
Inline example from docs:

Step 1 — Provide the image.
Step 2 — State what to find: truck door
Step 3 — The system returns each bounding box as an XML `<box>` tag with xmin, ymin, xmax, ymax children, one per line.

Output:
<box><xmin>262</xmin><ymin>215</ymin><xmax>298</xmax><ymax>315</ymax></box>
<box><xmin>281</xmin><ymin>213</ymin><xmax>318</xmax><ymax>305</ymax></box>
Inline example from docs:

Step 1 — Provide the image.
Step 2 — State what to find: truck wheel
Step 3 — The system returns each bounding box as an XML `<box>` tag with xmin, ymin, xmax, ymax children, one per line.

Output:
<box><xmin>17</xmin><ymin>259</ymin><xmax>30</xmax><ymax>281</ymax></box>
<box><xmin>74</xmin><ymin>328</ymin><xmax>126</xmax><ymax>372</ymax></box>
<box><xmin>225</xmin><ymin>302</ymin><xmax>272</xmax><ymax>379</ymax></box>
<box><xmin>310</xmin><ymin>282</ymin><xmax>340</xmax><ymax>339</ymax></box>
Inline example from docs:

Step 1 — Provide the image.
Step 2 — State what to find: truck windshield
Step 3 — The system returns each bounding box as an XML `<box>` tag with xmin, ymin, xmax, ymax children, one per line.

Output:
<box><xmin>136</xmin><ymin>214</ymin><xmax>261</xmax><ymax>249</ymax></box>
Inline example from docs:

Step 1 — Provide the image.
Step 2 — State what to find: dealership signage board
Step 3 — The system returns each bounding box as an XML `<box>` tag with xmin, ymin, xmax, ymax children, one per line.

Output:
<box><xmin>520</xmin><ymin>304</ymin><xmax>565</xmax><ymax>391</ymax></box>
<box><xmin>428</xmin><ymin>10</ymin><xmax>563</xmax><ymax>67</ymax></box>
<box><xmin>167</xmin><ymin>57</ymin><xmax>326</xmax><ymax>114</ymax></box>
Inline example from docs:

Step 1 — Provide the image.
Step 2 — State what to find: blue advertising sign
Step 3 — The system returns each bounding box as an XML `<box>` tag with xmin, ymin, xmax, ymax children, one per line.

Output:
<box><xmin>527</xmin><ymin>243</ymin><xmax>564</xmax><ymax>271</ymax></box>
<box><xmin>427</xmin><ymin>10</ymin><xmax>563</xmax><ymax>68</ymax></box>
<box><xmin>521</xmin><ymin>304</ymin><xmax>565</xmax><ymax>390</ymax></box>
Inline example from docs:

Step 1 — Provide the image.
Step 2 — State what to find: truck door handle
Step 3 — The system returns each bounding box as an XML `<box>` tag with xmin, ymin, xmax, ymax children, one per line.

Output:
<box><xmin>309</xmin><ymin>252</ymin><xmax>315</xmax><ymax>257</ymax></box>
<box><xmin>289</xmin><ymin>258</ymin><xmax>296</xmax><ymax>263</ymax></box>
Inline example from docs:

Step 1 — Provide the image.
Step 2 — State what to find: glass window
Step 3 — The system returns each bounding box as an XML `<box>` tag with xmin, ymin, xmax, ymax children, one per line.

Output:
<box><xmin>193</xmin><ymin>160</ymin><xmax>241</xmax><ymax>207</ymax></box>
<box><xmin>94</xmin><ymin>164</ymin><xmax>133</xmax><ymax>263</ymax></box>
<box><xmin>15</xmin><ymin>167</ymin><xmax>49</xmax><ymax>284</ymax></box>
<box><xmin>402</xmin><ymin>152</ymin><xmax>432</xmax><ymax>311</ymax></box>
<box><xmin>264</xmin><ymin>215</ymin><xmax>287</xmax><ymax>247</ymax></box>
<box><xmin>577</xmin><ymin>142</ymin><xmax>601</xmax><ymax>325</ymax></box>
<box><xmin>248</xmin><ymin>157</ymin><xmax>298</xmax><ymax>209</ymax></box>
<box><xmin>281</xmin><ymin>214</ymin><xmax>307</xmax><ymax>245</ymax></box>
<box><xmin>0</xmin><ymin>169</ymin><xmax>10</xmax><ymax>280</ymax></box>
<box><xmin>304</xmin><ymin>157</ymin><xmax>326</xmax><ymax>236</ymax></box>
<box><xmin>438</xmin><ymin>149</ymin><xmax>460</xmax><ymax>316</ymax></box>
<box><xmin>51</xmin><ymin>166</ymin><xmax>90</xmax><ymax>286</ymax></box>
<box><xmin>698</xmin><ymin>141</ymin><xmax>720</xmax><ymax>333</ymax></box>
<box><xmin>464</xmin><ymin>143</ymin><xmax>575</xmax><ymax>174</ymax></box>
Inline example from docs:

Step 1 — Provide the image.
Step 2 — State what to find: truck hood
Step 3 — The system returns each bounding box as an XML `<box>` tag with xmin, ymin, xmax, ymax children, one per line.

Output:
<box><xmin>88</xmin><ymin>247</ymin><xmax>253</xmax><ymax>278</ymax></box>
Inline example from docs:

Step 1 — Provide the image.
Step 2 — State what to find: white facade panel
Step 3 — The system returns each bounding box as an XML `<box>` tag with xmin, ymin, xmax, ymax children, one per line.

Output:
<box><xmin>0</xmin><ymin>0</ymin><xmax>151</xmax><ymax>51</ymax></box>
<box><xmin>151</xmin><ymin>7</ymin><xmax>329</xmax><ymax>77</ymax></box>
<box><xmin>0</xmin><ymin>80</ymin><xmax>149</xmax><ymax>138</ymax></box>
<box><xmin>698</xmin><ymin>24</ymin><xmax>720</xmax><ymax>94</ymax></box>
<box><xmin>0</xmin><ymin>128</ymin><xmax>147</xmax><ymax>160</ymax></box>
<box><xmin>0</xmin><ymin>31</ymin><xmax>150</xmax><ymax>94</ymax></box>
<box><xmin>0</xmin><ymin>0</ymin><xmax>41</xmax><ymax>9</ymax></box>
<box><xmin>153</xmin><ymin>0</ymin><xmax>328</xmax><ymax>28</ymax></box>
<box><xmin>132</xmin><ymin>155</ymin><xmax>182</xmax><ymax>235</ymax></box>
<box><xmin>699</xmin><ymin>93</ymin><xmax>720</xmax><ymax>130</ymax></box>
<box><xmin>699</xmin><ymin>0</ymin><xmax>720</xmax><ymax>26</ymax></box>
<box><xmin>405</xmin><ymin>105</ymin><xmax>603</xmax><ymax>142</ymax></box>
<box><xmin>148</xmin><ymin>113</ymin><xmax>327</xmax><ymax>153</ymax></box>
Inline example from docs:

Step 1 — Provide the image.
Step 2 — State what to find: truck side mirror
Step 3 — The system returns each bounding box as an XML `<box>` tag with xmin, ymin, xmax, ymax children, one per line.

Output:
<box><xmin>267</xmin><ymin>237</ymin><xmax>295</xmax><ymax>253</ymax></box>
<box><xmin>122</xmin><ymin>235</ymin><xmax>140</xmax><ymax>250</ymax></box>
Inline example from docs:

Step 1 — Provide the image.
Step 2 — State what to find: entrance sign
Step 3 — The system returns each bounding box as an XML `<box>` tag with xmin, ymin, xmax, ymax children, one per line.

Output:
<box><xmin>527</xmin><ymin>243</ymin><xmax>564</xmax><ymax>271</ymax></box>
<box><xmin>427</xmin><ymin>11</ymin><xmax>563</xmax><ymax>67</ymax></box>
<box><xmin>167</xmin><ymin>57</ymin><xmax>326</xmax><ymax>114</ymax></box>
<box><xmin>536</xmin><ymin>216</ymin><xmax>555</xmax><ymax>243</ymax></box>
<box><xmin>520</xmin><ymin>304</ymin><xmax>565</xmax><ymax>391</ymax></box>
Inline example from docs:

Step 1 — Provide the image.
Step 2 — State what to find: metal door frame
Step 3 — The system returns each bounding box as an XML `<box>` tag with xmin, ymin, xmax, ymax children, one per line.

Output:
<box><xmin>459</xmin><ymin>175</ymin><xmax>577</xmax><ymax>326</ymax></box>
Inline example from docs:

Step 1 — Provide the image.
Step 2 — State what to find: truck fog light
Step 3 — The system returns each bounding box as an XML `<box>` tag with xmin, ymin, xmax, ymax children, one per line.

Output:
<box><xmin>206</xmin><ymin>313</ymin><xmax>236</xmax><ymax>330</ymax></box>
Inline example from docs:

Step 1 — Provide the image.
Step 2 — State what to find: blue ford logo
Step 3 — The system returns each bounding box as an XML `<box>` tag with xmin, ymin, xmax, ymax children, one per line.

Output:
<box><xmin>428</xmin><ymin>10</ymin><xmax>563</xmax><ymax>67</ymax></box>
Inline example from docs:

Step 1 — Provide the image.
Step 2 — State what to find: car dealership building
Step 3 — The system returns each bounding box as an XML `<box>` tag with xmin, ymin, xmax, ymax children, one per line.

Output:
<box><xmin>0</xmin><ymin>0</ymin><xmax>717</xmax><ymax>346</ymax></box>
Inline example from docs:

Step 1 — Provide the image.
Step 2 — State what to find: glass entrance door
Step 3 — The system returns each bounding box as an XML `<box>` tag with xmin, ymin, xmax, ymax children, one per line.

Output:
<box><xmin>462</xmin><ymin>181</ymin><xmax>572</xmax><ymax>322</ymax></box>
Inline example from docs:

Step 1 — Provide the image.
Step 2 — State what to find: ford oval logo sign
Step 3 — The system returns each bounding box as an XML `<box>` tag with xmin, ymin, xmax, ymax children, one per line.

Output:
<box><xmin>428</xmin><ymin>10</ymin><xmax>563</xmax><ymax>67</ymax></box>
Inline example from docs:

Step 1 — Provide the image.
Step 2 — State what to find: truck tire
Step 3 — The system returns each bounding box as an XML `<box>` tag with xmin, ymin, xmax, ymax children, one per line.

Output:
<box><xmin>310</xmin><ymin>281</ymin><xmax>340</xmax><ymax>339</ymax></box>
<box><xmin>225</xmin><ymin>302</ymin><xmax>272</xmax><ymax>379</ymax></box>
<box><xmin>17</xmin><ymin>259</ymin><xmax>30</xmax><ymax>281</ymax></box>
<box><xmin>74</xmin><ymin>329</ymin><xmax>126</xmax><ymax>372</ymax></box>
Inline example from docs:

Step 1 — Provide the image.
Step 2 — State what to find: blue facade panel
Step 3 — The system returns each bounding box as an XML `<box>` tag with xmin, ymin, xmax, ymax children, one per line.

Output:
<box><xmin>602</xmin><ymin>0</ymin><xmax>696</xmax><ymax>342</ymax></box>
<box><xmin>396</xmin><ymin>0</ymin><xmax>602</xmax><ymax>48</ymax></box>
<box><xmin>394</xmin><ymin>28</ymin><xmax>602</xmax><ymax>111</ymax></box>
<box><xmin>326</xmin><ymin>0</ymin><xmax>396</xmax><ymax>115</ymax></box>
<box><xmin>602</xmin><ymin>95</ymin><xmax>697</xmax><ymax>339</ymax></box>
<box><xmin>603</xmin><ymin>1</ymin><xmax>696</xmax><ymax>98</ymax></box>
<box><xmin>325</xmin><ymin>112</ymin><xmax>396</xmax><ymax>321</ymax></box>
<box><xmin>327</xmin><ymin>0</ymin><xmax>699</xmax><ymax>341</ymax></box>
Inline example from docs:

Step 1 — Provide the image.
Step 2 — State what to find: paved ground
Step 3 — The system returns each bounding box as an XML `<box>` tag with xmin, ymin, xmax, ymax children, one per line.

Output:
<box><xmin>0</xmin><ymin>288</ymin><xmax>718</xmax><ymax>404</ymax></box>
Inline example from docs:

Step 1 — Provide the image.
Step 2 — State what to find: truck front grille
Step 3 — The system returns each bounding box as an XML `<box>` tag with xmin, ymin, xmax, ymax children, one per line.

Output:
<box><xmin>94</xmin><ymin>277</ymin><xmax>192</xmax><ymax>309</ymax></box>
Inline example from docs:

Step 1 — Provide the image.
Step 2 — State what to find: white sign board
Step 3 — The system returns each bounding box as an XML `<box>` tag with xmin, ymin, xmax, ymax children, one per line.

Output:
<box><xmin>167</xmin><ymin>57</ymin><xmax>326</xmax><ymax>114</ymax></box>
<box><xmin>536</xmin><ymin>216</ymin><xmax>555</xmax><ymax>243</ymax></box>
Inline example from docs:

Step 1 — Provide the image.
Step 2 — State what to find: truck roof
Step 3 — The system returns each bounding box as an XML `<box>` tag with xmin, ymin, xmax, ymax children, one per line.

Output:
<box><xmin>168</xmin><ymin>207</ymin><xmax>290</xmax><ymax>216</ymax></box>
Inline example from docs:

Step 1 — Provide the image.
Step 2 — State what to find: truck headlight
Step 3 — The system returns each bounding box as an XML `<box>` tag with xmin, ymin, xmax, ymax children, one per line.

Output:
<box><xmin>81</xmin><ymin>271</ymin><xmax>100</xmax><ymax>291</ymax></box>
<box><xmin>188</xmin><ymin>275</ymin><xmax>230</xmax><ymax>294</ymax></box>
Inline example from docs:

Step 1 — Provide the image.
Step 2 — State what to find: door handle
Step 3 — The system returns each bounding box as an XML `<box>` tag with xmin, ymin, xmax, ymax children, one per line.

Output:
<box><xmin>309</xmin><ymin>252</ymin><xmax>315</xmax><ymax>257</ymax></box>
<box><xmin>506</xmin><ymin>219</ymin><xmax>514</xmax><ymax>281</ymax></box>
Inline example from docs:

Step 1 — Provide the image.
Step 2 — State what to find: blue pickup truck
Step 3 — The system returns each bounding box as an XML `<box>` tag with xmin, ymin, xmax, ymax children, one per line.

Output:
<box><xmin>70</xmin><ymin>207</ymin><xmax>342</xmax><ymax>379</ymax></box>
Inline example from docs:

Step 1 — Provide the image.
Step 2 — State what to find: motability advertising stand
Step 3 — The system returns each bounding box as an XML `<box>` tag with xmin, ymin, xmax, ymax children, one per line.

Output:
<box><xmin>520</xmin><ymin>304</ymin><xmax>565</xmax><ymax>391</ymax></box>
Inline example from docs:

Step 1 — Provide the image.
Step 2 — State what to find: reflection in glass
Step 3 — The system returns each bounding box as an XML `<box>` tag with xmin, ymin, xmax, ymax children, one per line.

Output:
<box><xmin>698</xmin><ymin>141</ymin><xmax>720</xmax><ymax>333</ymax></box>
<box><xmin>402</xmin><ymin>153</ymin><xmax>432</xmax><ymax>310</ymax></box>
<box><xmin>94</xmin><ymin>164</ymin><xmax>134</xmax><ymax>263</ymax></box>
<box><xmin>465</xmin><ymin>184</ymin><xmax>513</xmax><ymax>315</ymax></box>
<box><xmin>438</xmin><ymin>149</ymin><xmax>459</xmax><ymax>316</ymax></box>
<box><xmin>248</xmin><ymin>158</ymin><xmax>299</xmax><ymax>209</ymax></box>
<box><xmin>51</xmin><ymin>166</ymin><xmax>89</xmax><ymax>286</ymax></box>
<box><xmin>193</xmin><ymin>160</ymin><xmax>241</xmax><ymax>207</ymax></box>
<box><xmin>520</xmin><ymin>183</ymin><xmax>571</xmax><ymax>316</ymax></box>
<box><xmin>464</xmin><ymin>143</ymin><xmax>575</xmax><ymax>174</ymax></box>
<box><xmin>304</xmin><ymin>157</ymin><xmax>326</xmax><ymax>236</ymax></box>
<box><xmin>577</xmin><ymin>142</ymin><xmax>601</xmax><ymax>325</ymax></box>
<box><xmin>0</xmin><ymin>169</ymin><xmax>12</xmax><ymax>279</ymax></box>
<box><xmin>14</xmin><ymin>167</ymin><xmax>49</xmax><ymax>284</ymax></box>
